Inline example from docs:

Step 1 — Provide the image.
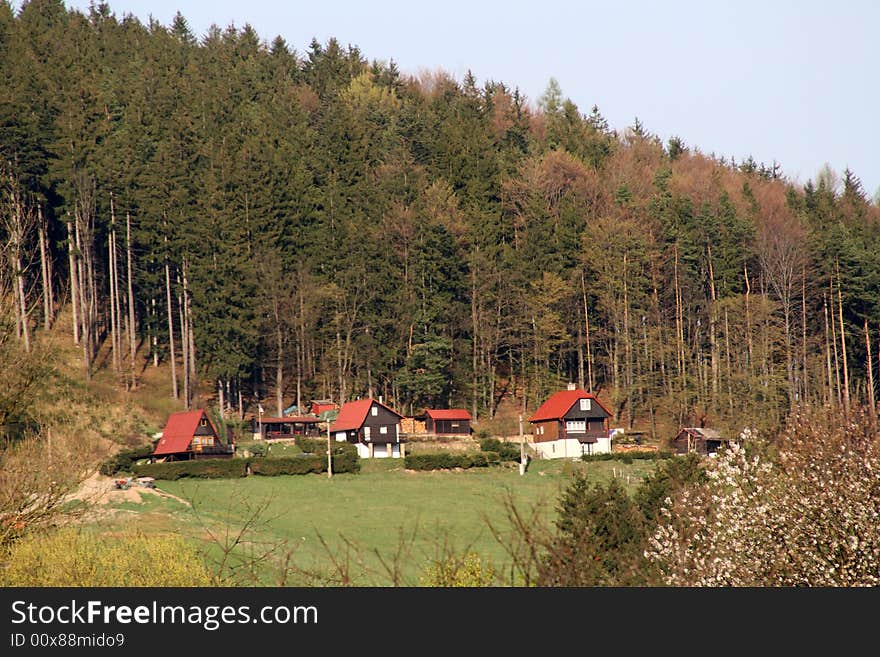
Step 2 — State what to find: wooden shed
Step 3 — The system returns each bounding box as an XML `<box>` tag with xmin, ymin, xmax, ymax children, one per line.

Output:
<box><xmin>424</xmin><ymin>409</ymin><xmax>472</xmax><ymax>436</ymax></box>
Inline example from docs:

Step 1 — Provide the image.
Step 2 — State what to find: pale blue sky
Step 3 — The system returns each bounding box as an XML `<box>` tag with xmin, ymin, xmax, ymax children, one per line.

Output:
<box><xmin>58</xmin><ymin>0</ymin><xmax>880</xmax><ymax>198</ymax></box>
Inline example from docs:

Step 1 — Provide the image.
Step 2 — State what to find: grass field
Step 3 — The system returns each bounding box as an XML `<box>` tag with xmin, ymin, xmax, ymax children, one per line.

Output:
<box><xmin>93</xmin><ymin>457</ymin><xmax>659</xmax><ymax>586</ymax></box>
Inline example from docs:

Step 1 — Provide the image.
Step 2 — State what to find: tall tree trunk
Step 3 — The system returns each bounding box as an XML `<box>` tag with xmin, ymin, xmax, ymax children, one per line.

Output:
<box><xmin>14</xmin><ymin>247</ymin><xmax>30</xmax><ymax>352</ymax></box>
<box><xmin>836</xmin><ymin>263</ymin><xmax>850</xmax><ymax>411</ymax></box>
<box><xmin>38</xmin><ymin>207</ymin><xmax>52</xmax><ymax>331</ymax></box>
<box><xmin>581</xmin><ymin>271</ymin><xmax>594</xmax><ymax>392</ymax></box>
<box><xmin>865</xmin><ymin>318</ymin><xmax>875</xmax><ymax>420</ymax></box>
<box><xmin>67</xmin><ymin>219</ymin><xmax>80</xmax><ymax>345</ymax></box>
<box><xmin>178</xmin><ymin>280</ymin><xmax>189</xmax><ymax>410</ymax></box>
<box><xmin>126</xmin><ymin>212</ymin><xmax>137</xmax><ymax>389</ymax></box>
<box><xmin>801</xmin><ymin>263</ymin><xmax>808</xmax><ymax>403</ymax></box>
<box><xmin>164</xmin><ymin>245</ymin><xmax>178</xmax><ymax>400</ymax></box>
<box><xmin>823</xmin><ymin>293</ymin><xmax>834</xmax><ymax>405</ymax></box>
<box><xmin>108</xmin><ymin>199</ymin><xmax>119</xmax><ymax>372</ymax></box>
<box><xmin>707</xmin><ymin>243</ymin><xmax>719</xmax><ymax>408</ymax></box>
<box><xmin>276</xmin><ymin>323</ymin><xmax>284</xmax><ymax>417</ymax></box>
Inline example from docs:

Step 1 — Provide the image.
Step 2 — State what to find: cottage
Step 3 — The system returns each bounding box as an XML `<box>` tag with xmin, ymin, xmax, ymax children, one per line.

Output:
<box><xmin>255</xmin><ymin>416</ymin><xmax>320</xmax><ymax>440</ymax></box>
<box><xmin>671</xmin><ymin>427</ymin><xmax>732</xmax><ymax>456</ymax></box>
<box><xmin>152</xmin><ymin>409</ymin><xmax>234</xmax><ymax>461</ymax></box>
<box><xmin>424</xmin><ymin>409</ymin><xmax>472</xmax><ymax>436</ymax></box>
<box><xmin>329</xmin><ymin>398</ymin><xmax>405</xmax><ymax>458</ymax></box>
<box><xmin>528</xmin><ymin>386</ymin><xmax>612</xmax><ymax>459</ymax></box>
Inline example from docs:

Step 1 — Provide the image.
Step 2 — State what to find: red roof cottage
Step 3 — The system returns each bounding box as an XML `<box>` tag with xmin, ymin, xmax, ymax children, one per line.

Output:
<box><xmin>152</xmin><ymin>409</ymin><xmax>234</xmax><ymax>462</ymax></box>
<box><xmin>329</xmin><ymin>398</ymin><xmax>405</xmax><ymax>458</ymax></box>
<box><xmin>528</xmin><ymin>386</ymin><xmax>612</xmax><ymax>459</ymax></box>
<box><xmin>425</xmin><ymin>409</ymin><xmax>472</xmax><ymax>435</ymax></box>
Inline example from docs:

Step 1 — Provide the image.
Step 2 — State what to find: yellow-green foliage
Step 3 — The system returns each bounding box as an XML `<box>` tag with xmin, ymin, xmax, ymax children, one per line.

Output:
<box><xmin>0</xmin><ymin>528</ymin><xmax>213</xmax><ymax>587</ymax></box>
<box><xmin>420</xmin><ymin>552</ymin><xmax>496</xmax><ymax>587</ymax></box>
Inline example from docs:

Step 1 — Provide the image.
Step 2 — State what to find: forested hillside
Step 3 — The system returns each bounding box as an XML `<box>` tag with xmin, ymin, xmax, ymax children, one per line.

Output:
<box><xmin>3</xmin><ymin>0</ymin><xmax>879</xmax><ymax>438</ymax></box>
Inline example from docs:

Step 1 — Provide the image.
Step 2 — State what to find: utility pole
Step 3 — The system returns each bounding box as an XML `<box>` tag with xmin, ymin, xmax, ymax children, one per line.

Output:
<box><xmin>519</xmin><ymin>414</ymin><xmax>526</xmax><ymax>476</ymax></box>
<box><xmin>327</xmin><ymin>422</ymin><xmax>333</xmax><ymax>479</ymax></box>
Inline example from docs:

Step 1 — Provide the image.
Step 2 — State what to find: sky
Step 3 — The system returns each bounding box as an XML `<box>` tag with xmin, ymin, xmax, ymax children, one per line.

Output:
<box><xmin>59</xmin><ymin>0</ymin><xmax>880</xmax><ymax>199</ymax></box>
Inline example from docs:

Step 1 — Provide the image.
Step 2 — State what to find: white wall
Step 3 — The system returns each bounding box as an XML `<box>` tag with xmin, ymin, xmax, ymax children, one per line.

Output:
<box><xmin>529</xmin><ymin>436</ymin><xmax>612</xmax><ymax>459</ymax></box>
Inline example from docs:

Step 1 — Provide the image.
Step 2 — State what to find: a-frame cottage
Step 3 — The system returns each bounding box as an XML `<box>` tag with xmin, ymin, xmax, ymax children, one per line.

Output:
<box><xmin>152</xmin><ymin>409</ymin><xmax>234</xmax><ymax>461</ymax></box>
<box><xmin>528</xmin><ymin>386</ymin><xmax>612</xmax><ymax>458</ymax></box>
<box><xmin>329</xmin><ymin>398</ymin><xmax>405</xmax><ymax>458</ymax></box>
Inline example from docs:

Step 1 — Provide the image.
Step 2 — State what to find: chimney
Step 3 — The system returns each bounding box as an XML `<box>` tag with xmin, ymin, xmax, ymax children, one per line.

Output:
<box><xmin>566</xmin><ymin>382</ymin><xmax>577</xmax><ymax>391</ymax></box>
<box><xmin>378</xmin><ymin>395</ymin><xmax>383</xmax><ymax>403</ymax></box>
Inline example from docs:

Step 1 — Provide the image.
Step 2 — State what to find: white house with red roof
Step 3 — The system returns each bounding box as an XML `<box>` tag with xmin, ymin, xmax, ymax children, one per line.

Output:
<box><xmin>528</xmin><ymin>385</ymin><xmax>612</xmax><ymax>459</ymax></box>
<box><xmin>329</xmin><ymin>398</ymin><xmax>405</xmax><ymax>458</ymax></box>
<box><xmin>152</xmin><ymin>409</ymin><xmax>234</xmax><ymax>461</ymax></box>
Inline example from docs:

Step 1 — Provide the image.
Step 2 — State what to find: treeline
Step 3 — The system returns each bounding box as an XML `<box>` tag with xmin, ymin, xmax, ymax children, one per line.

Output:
<box><xmin>2</xmin><ymin>1</ymin><xmax>880</xmax><ymax>436</ymax></box>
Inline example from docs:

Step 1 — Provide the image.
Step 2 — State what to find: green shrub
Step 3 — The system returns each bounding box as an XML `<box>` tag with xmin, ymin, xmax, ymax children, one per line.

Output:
<box><xmin>581</xmin><ymin>450</ymin><xmax>673</xmax><ymax>463</ymax></box>
<box><xmin>420</xmin><ymin>552</ymin><xmax>496</xmax><ymax>587</ymax></box>
<box><xmin>404</xmin><ymin>451</ymin><xmax>500</xmax><ymax>471</ymax></box>
<box><xmin>132</xmin><ymin>458</ymin><xmax>249</xmax><ymax>480</ymax></box>
<box><xmin>99</xmin><ymin>444</ymin><xmax>156</xmax><ymax>476</ymax></box>
<box><xmin>297</xmin><ymin>437</ymin><xmax>358</xmax><ymax>458</ymax></box>
<box><xmin>250</xmin><ymin>454</ymin><xmax>324</xmax><ymax>476</ymax></box>
<box><xmin>479</xmin><ymin>438</ymin><xmax>521</xmax><ymax>461</ymax></box>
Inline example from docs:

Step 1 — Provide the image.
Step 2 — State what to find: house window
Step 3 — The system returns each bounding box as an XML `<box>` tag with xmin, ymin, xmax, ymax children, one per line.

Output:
<box><xmin>335</xmin><ymin>432</ymin><xmax>347</xmax><ymax>441</ymax></box>
<box><xmin>380</xmin><ymin>426</ymin><xmax>388</xmax><ymax>434</ymax></box>
<box><xmin>566</xmin><ymin>421</ymin><xmax>586</xmax><ymax>433</ymax></box>
<box><xmin>192</xmin><ymin>437</ymin><xmax>201</xmax><ymax>446</ymax></box>
<box><xmin>371</xmin><ymin>406</ymin><xmax>378</xmax><ymax>416</ymax></box>
<box><xmin>200</xmin><ymin>418</ymin><xmax>207</xmax><ymax>426</ymax></box>
<box><xmin>364</xmin><ymin>426</ymin><xmax>371</xmax><ymax>441</ymax></box>
<box><xmin>579</xmin><ymin>398</ymin><xmax>591</xmax><ymax>411</ymax></box>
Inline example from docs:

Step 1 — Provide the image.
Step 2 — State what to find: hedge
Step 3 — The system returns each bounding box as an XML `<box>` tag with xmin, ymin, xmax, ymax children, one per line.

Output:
<box><xmin>296</xmin><ymin>437</ymin><xmax>358</xmax><ymax>458</ymax></box>
<box><xmin>131</xmin><ymin>458</ymin><xmax>249</xmax><ymax>480</ymax></box>
<box><xmin>581</xmin><ymin>450</ymin><xmax>674</xmax><ymax>463</ymax></box>
<box><xmin>99</xmin><ymin>445</ymin><xmax>157</xmax><ymax>476</ymax></box>
<box><xmin>404</xmin><ymin>451</ymin><xmax>501</xmax><ymax>471</ymax></box>
<box><xmin>479</xmin><ymin>438</ymin><xmax>522</xmax><ymax>461</ymax></box>
<box><xmin>250</xmin><ymin>451</ymin><xmax>360</xmax><ymax>476</ymax></box>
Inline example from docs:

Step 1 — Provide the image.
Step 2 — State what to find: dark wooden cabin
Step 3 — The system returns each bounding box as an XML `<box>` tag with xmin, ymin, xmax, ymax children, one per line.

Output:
<box><xmin>152</xmin><ymin>409</ymin><xmax>234</xmax><ymax>461</ymax></box>
<box><xmin>255</xmin><ymin>416</ymin><xmax>320</xmax><ymax>439</ymax></box>
<box><xmin>529</xmin><ymin>388</ymin><xmax>611</xmax><ymax>443</ymax></box>
<box><xmin>425</xmin><ymin>409</ymin><xmax>472</xmax><ymax>435</ymax></box>
<box><xmin>329</xmin><ymin>398</ymin><xmax>405</xmax><ymax>458</ymax></box>
<box><xmin>671</xmin><ymin>427</ymin><xmax>732</xmax><ymax>456</ymax></box>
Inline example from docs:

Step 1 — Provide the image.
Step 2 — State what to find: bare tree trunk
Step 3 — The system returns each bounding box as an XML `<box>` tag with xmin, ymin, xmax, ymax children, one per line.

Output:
<box><xmin>74</xmin><ymin>213</ymin><xmax>91</xmax><ymax>379</ymax></box>
<box><xmin>865</xmin><ymin>318</ymin><xmax>875</xmax><ymax>420</ymax></box>
<box><xmin>14</xmin><ymin>247</ymin><xmax>29</xmax><ymax>352</ymax></box>
<box><xmin>836</xmin><ymin>263</ymin><xmax>850</xmax><ymax>411</ymax></box>
<box><xmin>744</xmin><ymin>263</ymin><xmax>753</xmax><ymax>375</ymax></box>
<box><xmin>108</xmin><ymin>198</ymin><xmax>119</xmax><ymax>372</ymax></box>
<box><xmin>276</xmin><ymin>323</ymin><xmax>283</xmax><ymax>417</ymax></box>
<box><xmin>164</xmin><ymin>244</ymin><xmax>178</xmax><ymax>400</ymax></box>
<box><xmin>184</xmin><ymin>260</ymin><xmax>196</xmax><ymax>406</ymax></box>
<box><xmin>829</xmin><ymin>285</ymin><xmax>842</xmax><ymax>405</ymax></box>
<box><xmin>178</xmin><ymin>279</ymin><xmax>189</xmax><ymax>410</ymax></box>
<box><xmin>823</xmin><ymin>293</ymin><xmax>834</xmax><ymax>405</ymax></box>
<box><xmin>38</xmin><ymin>207</ymin><xmax>52</xmax><ymax>330</ymax></box>
<box><xmin>581</xmin><ymin>271</ymin><xmax>594</xmax><ymax>392</ymax></box>
<box><xmin>471</xmin><ymin>262</ymin><xmax>479</xmax><ymax>419</ymax></box>
<box><xmin>707</xmin><ymin>244</ymin><xmax>719</xmax><ymax>409</ymax></box>
<box><xmin>801</xmin><ymin>264</ymin><xmax>808</xmax><ymax>403</ymax></box>
<box><xmin>67</xmin><ymin>219</ymin><xmax>79</xmax><ymax>345</ymax></box>
<box><xmin>126</xmin><ymin>212</ymin><xmax>137</xmax><ymax>388</ymax></box>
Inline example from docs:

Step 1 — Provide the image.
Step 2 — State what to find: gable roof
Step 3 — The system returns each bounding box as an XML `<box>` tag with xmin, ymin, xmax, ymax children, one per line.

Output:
<box><xmin>153</xmin><ymin>409</ymin><xmax>216</xmax><ymax>455</ymax></box>
<box><xmin>425</xmin><ymin>408</ymin><xmax>472</xmax><ymax>421</ymax></box>
<box><xmin>528</xmin><ymin>389</ymin><xmax>612</xmax><ymax>423</ymax></box>
<box><xmin>675</xmin><ymin>427</ymin><xmax>723</xmax><ymax>441</ymax></box>
<box><xmin>329</xmin><ymin>398</ymin><xmax>403</xmax><ymax>432</ymax></box>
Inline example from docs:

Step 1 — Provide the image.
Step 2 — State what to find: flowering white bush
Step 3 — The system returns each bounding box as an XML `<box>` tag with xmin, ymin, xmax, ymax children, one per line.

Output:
<box><xmin>645</xmin><ymin>408</ymin><xmax>880</xmax><ymax>586</ymax></box>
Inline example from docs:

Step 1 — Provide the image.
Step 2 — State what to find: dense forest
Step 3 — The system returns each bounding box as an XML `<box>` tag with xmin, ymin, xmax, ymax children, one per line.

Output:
<box><xmin>3</xmin><ymin>0</ymin><xmax>880</xmax><ymax>438</ymax></box>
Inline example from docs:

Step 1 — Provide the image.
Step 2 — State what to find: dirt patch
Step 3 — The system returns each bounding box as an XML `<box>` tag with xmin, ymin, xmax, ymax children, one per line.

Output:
<box><xmin>69</xmin><ymin>472</ymin><xmax>190</xmax><ymax>507</ymax></box>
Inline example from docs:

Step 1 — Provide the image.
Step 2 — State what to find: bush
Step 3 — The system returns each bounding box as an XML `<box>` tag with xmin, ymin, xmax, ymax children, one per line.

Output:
<box><xmin>296</xmin><ymin>437</ymin><xmax>358</xmax><ymax>457</ymax></box>
<box><xmin>421</xmin><ymin>552</ymin><xmax>496</xmax><ymax>587</ymax></box>
<box><xmin>250</xmin><ymin>454</ymin><xmax>324</xmax><ymax>476</ymax></box>
<box><xmin>132</xmin><ymin>458</ymin><xmax>249</xmax><ymax>480</ymax></box>
<box><xmin>581</xmin><ymin>450</ymin><xmax>673</xmax><ymax>463</ymax></box>
<box><xmin>479</xmin><ymin>438</ymin><xmax>521</xmax><ymax>461</ymax></box>
<box><xmin>0</xmin><ymin>527</ymin><xmax>213</xmax><ymax>586</ymax></box>
<box><xmin>404</xmin><ymin>451</ymin><xmax>500</xmax><ymax>471</ymax></box>
<box><xmin>99</xmin><ymin>444</ymin><xmax>156</xmax><ymax>476</ymax></box>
